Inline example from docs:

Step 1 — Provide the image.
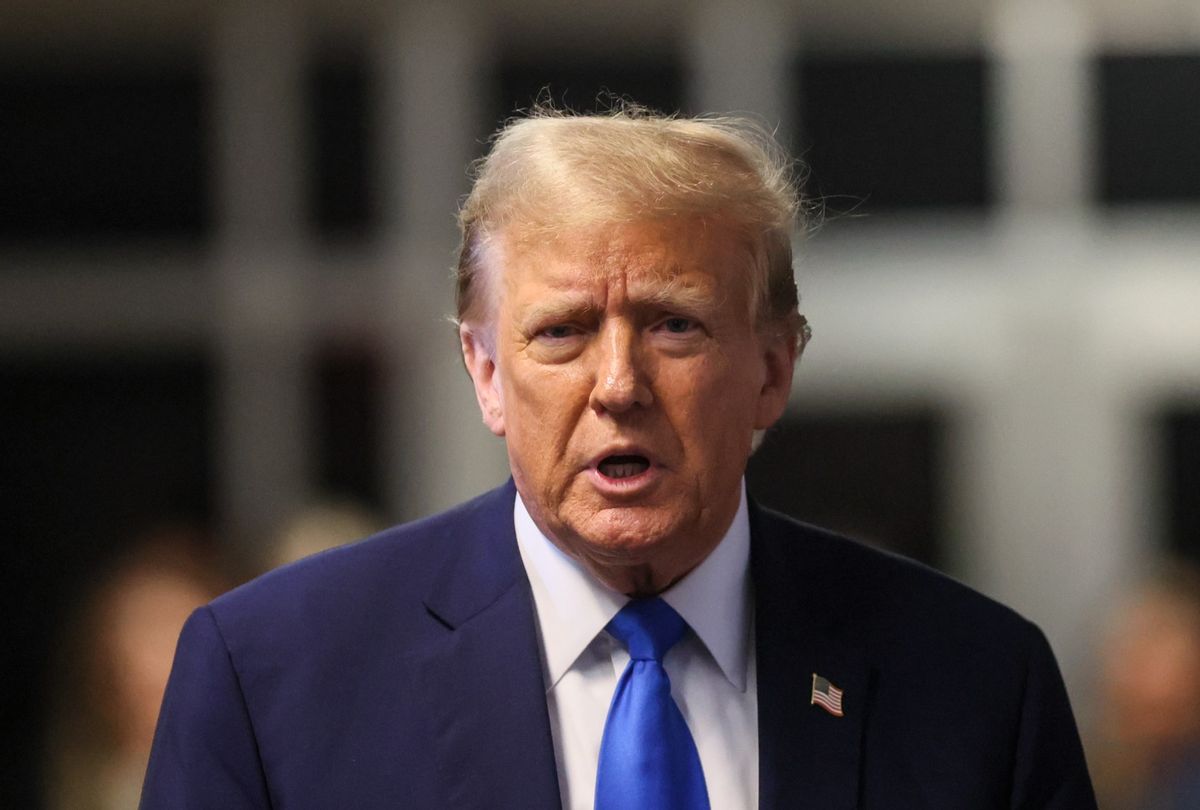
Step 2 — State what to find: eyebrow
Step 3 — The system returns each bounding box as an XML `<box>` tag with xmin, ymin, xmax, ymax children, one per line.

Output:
<box><xmin>631</xmin><ymin>275</ymin><xmax>719</xmax><ymax>313</ymax></box>
<box><xmin>514</xmin><ymin>265</ymin><xmax>724</xmax><ymax>325</ymax></box>
<box><xmin>520</xmin><ymin>284</ymin><xmax>717</xmax><ymax>323</ymax></box>
<box><xmin>637</xmin><ymin>286</ymin><xmax>715</xmax><ymax>313</ymax></box>
<box><xmin>519</xmin><ymin>297</ymin><xmax>602</xmax><ymax>326</ymax></box>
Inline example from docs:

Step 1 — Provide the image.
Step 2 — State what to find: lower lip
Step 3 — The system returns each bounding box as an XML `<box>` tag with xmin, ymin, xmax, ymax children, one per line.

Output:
<box><xmin>587</xmin><ymin>464</ymin><xmax>661</xmax><ymax>497</ymax></box>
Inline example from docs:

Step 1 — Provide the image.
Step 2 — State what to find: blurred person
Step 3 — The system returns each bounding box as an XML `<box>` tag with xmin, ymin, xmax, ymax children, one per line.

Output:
<box><xmin>1091</xmin><ymin>562</ymin><xmax>1200</xmax><ymax>809</ymax></box>
<box><xmin>262</xmin><ymin>497</ymin><xmax>386</xmax><ymax>572</ymax></box>
<box><xmin>45</xmin><ymin>526</ymin><xmax>223</xmax><ymax>810</ymax></box>
<box><xmin>141</xmin><ymin>107</ymin><xmax>1095</xmax><ymax>808</ymax></box>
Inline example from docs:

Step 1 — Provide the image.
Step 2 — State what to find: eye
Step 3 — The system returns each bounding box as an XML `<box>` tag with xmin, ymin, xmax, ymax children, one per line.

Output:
<box><xmin>653</xmin><ymin>315</ymin><xmax>702</xmax><ymax>336</ymax></box>
<box><xmin>536</xmin><ymin>324</ymin><xmax>580</xmax><ymax>341</ymax></box>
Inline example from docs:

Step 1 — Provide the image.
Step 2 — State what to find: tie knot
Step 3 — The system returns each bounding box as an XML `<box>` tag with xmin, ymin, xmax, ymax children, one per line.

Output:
<box><xmin>606</xmin><ymin>598</ymin><xmax>687</xmax><ymax>661</ymax></box>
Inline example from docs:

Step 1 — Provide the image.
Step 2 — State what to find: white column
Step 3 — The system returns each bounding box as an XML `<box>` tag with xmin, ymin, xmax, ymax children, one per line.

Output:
<box><xmin>686</xmin><ymin>0</ymin><xmax>796</xmax><ymax>143</ymax></box>
<box><xmin>989</xmin><ymin>0</ymin><xmax>1095</xmax><ymax>208</ymax></box>
<box><xmin>980</xmin><ymin>0</ymin><xmax>1114</xmax><ymax>699</ymax></box>
<box><xmin>373</xmin><ymin>1</ymin><xmax>510</xmax><ymax>522</ymax></box>
<box><xmin>210</xmin><ymin>0</ymin><xmax>314</xmax><ymax>550</ymax></box>
<box><xmin>955</xmin><ymin>216</ymin><xmax>1132</xmax><ymax>710</ymax></box>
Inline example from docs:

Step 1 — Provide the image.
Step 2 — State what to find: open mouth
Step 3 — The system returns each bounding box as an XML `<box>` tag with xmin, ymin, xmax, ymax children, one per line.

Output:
<box><xmin>597</xmin><ymin>454</ymin><xmax>650</xmax><ymax>479</ymax></box>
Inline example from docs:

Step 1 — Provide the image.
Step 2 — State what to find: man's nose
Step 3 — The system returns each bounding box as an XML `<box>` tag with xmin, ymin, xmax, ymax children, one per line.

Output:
<box><xmin>589</xmin><ymin>323</ymin><xmax>654</xmax><ymax>414</ymax></box>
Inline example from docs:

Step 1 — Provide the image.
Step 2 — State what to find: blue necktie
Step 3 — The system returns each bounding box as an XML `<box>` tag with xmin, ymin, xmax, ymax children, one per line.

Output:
<box><xmin>595</xmin><ymin>598</ymin><xmax>710</xmax><ymax>810</ymax></box>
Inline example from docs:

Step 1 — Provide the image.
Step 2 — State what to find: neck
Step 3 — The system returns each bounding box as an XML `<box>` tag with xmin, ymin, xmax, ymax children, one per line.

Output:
<box><xmin>557</xmin><ymin>531</ymin><xmax>725</xmax><ymax>597</ymax></box>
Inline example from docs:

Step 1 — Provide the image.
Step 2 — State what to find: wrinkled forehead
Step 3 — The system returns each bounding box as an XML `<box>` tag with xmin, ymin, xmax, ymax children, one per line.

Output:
<box><xmin>495</xmin><ymin>216</ymin><xmax>756</xmax><ymax>301</ymax></box>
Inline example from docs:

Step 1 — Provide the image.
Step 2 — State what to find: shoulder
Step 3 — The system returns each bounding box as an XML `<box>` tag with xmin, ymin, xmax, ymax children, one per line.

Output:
<box><xmin>204</xmin><ymin>483</ymin><xmax>517</xmax><ymax>660</ymax></box>
<box><xmin>148</xmin><ymin>484</ymin><xmax>526</xmax><ymax>806</ymax></box>
<box><xmin>750</xmin><ymin>504</ymin><xmax>1097</xmax><ymax>806</ymax></box>
<box><xmin>750</xmin><ymin>501</ymin><xmax>1040</xmax><ymax>659</ymax></box>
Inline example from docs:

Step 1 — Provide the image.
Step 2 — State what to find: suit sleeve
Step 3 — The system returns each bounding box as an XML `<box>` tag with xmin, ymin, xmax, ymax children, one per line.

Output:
<box><xmin>1009</xmin><ymin>624</ymin><xmax>1097</xmax><ymax>810</ymax></box>
<box><xmin>140</xmin><ymin>605</ymin><xmax>273</xmax><ymax>810</ymax></box>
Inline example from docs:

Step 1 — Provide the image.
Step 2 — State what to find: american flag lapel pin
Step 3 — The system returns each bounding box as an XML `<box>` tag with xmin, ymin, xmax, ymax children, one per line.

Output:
<box><xmin>811</xmin><ymin>673</ymin><xmax>845</xmax><ymax>717</ymax></box>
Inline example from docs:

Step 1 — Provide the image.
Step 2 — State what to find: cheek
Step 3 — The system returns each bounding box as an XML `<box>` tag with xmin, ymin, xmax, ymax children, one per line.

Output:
<box><xmin>675</xmin><ymin>353</ymin><xmax>762</xmax><ymax>415</ymax></box>
<box><xmin>507</xmin><ymin>364</ymin><xmax>589</xmax><ymax>419</ymax></box>
<box><xmin>659</xmin><ymin>359</ymin><xmax>761</xmax><ymax>457</ymax></box>
<box><xmin>503</xmin><ymin>365</ymin><xmax>592</xmax><ymax>459</ymax></box>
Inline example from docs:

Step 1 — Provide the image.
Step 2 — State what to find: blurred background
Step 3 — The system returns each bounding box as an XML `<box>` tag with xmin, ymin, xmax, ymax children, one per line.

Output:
<box><xmin>2</xmin><ymin>0</ymin><xmax>1199</xmax><ymax>806</ymax></box>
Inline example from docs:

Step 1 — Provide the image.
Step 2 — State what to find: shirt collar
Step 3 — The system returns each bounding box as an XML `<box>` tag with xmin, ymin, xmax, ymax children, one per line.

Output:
<box><xmin>514</xmin><ymin>483</ymin><xmax>753</xmax><ymax>693</ymax></box>
<box><xmin>660</xmin><ymin>485</ymin><xmax>752</xmax><ymax>692</ymax></box>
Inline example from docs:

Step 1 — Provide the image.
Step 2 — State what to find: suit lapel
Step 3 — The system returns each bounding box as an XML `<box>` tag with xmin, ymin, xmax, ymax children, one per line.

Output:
<box><xmin>418</xmin><ymin>483</ymin><xmax>562</xmax><ymax>809</ymax></box>
<box><xmin>752</xmin><ymin>502</ymin><xmax>869</xmax><ymax>810</ymax></box>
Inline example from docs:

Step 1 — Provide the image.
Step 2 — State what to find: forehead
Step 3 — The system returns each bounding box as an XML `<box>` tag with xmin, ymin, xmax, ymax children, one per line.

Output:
<box><xmin>498</xmin><ymin>218</ymin><xmax>752</xmax><ymax>304</ymax></box>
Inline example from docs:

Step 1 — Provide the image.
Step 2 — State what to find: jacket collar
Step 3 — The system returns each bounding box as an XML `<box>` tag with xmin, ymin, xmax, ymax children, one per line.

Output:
<box><xmin>418</xmin><ymin>481</ymin><xmax>563</xmax><ymax>809</ymax></box>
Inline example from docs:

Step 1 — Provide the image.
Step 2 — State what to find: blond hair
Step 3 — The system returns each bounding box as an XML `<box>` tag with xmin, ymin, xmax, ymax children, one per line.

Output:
<box><xmin>455</xmin><ymin>106</ymin><xmax>809</xmax><ymax>347</ymax></box>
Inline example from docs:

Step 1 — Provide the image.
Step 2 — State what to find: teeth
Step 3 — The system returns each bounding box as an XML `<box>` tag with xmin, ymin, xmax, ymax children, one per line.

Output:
<box><xmin>599</xmin><ymin>456</ymin><xmax>650</xmax><ymax>479</ymax></box>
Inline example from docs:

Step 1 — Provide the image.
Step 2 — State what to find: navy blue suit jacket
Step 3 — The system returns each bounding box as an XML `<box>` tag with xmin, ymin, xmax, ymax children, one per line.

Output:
<box><xmin>141</xmin><ymin>482</ymin><xmax>1096</xmax><ymax>808</ymax></box>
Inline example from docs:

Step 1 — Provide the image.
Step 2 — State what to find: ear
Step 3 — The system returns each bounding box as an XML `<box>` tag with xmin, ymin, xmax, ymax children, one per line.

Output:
<box><xmin>753</xmin><ymin>330</ymin><xmax>797</xmax><ymax>430</ymax></box>
<box><xmin>460</xmin><ymin>326</ymin><xmax>506</xmax><ymax>437</ymax></box>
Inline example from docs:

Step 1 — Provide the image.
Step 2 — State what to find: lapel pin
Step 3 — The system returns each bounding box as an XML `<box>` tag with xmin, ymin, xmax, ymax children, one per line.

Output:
<box><xmin>811</xmin><ymin>673</ymin><xmax>845</xmax><ymax>717</ymax></box>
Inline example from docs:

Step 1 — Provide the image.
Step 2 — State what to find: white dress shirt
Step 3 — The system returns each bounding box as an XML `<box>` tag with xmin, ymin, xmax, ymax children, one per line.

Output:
<box><xmin>514</xmin><ymin>485</ymin><xmax>759</xmax><ymax>810</ymax></box>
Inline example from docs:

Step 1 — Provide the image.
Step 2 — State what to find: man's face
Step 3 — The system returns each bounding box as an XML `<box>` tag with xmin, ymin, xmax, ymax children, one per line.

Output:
<box><xmin>462</xmin><ymin>217</ymin><xmax>796</xmax><ymax>594</ymax></box>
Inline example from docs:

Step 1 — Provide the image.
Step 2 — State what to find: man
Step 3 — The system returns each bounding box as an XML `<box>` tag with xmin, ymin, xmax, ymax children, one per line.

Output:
<box><xmin>141</xmin><ymin>109</ymin><xmax>1096</xmax><ymax>808</ymax></box>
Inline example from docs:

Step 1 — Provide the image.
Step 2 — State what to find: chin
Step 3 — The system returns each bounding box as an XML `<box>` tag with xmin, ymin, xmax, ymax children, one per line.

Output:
<box><xmin>571</xmin><ymin>509</ymin><xmax>683</xmax><ymax>559</ymax></box>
